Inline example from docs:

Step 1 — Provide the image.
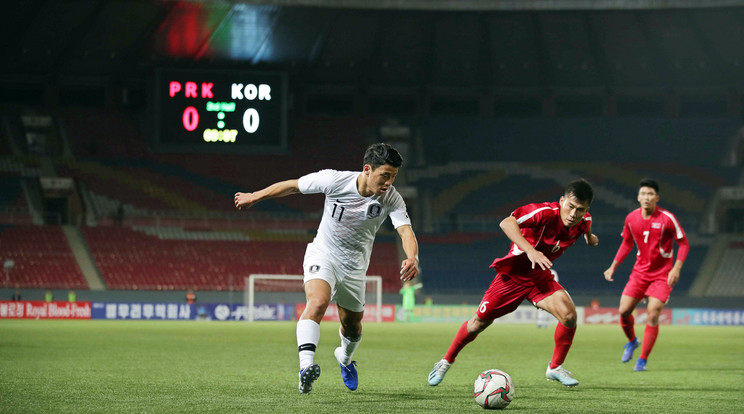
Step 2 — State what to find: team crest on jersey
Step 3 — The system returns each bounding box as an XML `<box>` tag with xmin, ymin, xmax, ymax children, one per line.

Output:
<box><xmin>367</xmin><ymin>203</ymin><xmax>382</xmax><ymax>219</ymax></box>
<box><xmin>652</xmin><ymin>222</ymin><xmax>661</xmax><ymax>229</ymax></box>
<box><xmin>309</xmin><ymin>265</ymin><xmax>320</xmax><ymax>273</ymax></box>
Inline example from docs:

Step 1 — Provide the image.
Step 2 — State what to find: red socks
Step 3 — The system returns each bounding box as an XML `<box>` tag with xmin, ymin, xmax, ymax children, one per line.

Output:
<box><xmin>639</xmin><ymin>325</ymin><xmax>659</xmax><ymax>359</ymax></box>
<box><xmin>549</xmin><ymin>323</ymin><xmax>576</xmax><ymax>369</ymax></box>
<box><xmin>444</xmin><ymin>321</ymin><xmax>478</xmax><ymax>363</ymax></box>
<box><xmin>620</xmin><ymin>315</ymin><xmax>636</xmax><ymax>342</ymax></box>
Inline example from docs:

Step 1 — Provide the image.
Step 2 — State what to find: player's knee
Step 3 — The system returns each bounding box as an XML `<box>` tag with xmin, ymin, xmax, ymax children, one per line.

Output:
<box><xmin>560</xmin><ymin>311</ymin><xmax>577</xmax><ymax>328</ymax></box>
<box><xmin>646</xmin><ymin>311</ymin><xmax>660</xmax><ymax>325</ymax></box>
<box><xmin>305</xmin><ymin>297</ymin><xmax>329</xmax><ymax>317</ymax></box>
<box><xmin>467</xmin><ymin>317</ymin><xmax>491</xmax><ymax>334</ymax></box>
<box><xmin>340</xmin><ymin>320</ymin><xmax>362</xmax><ymax>339</ymax></box>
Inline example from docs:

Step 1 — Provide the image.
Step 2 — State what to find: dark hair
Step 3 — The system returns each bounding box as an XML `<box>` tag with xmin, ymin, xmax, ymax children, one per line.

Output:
<box><xmin>639</xmin><ymin>178</ymin><xmax>660</xmax><ymax>193</ymax></box>
<box><xmin>363</xmin><ymin>143</ymin><xmax>403</xmax><ymax>169</ymax></box>
<box><xmin>565</xmin><ymin>178</ymin><xmax>594</xmax><ymax>204</ymax></box>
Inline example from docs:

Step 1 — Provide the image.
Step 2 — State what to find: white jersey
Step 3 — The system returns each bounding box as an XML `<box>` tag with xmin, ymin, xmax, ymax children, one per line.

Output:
<box><xmin>298</xmin><ymin>169</ymin><xmax>411</xmax><ymax>274</ymax></box>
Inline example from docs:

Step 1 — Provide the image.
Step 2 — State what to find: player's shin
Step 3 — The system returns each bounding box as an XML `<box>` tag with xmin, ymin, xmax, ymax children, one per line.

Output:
<box><xmin>297</xmin><ymin>319</ymin><xmax>321</xmax><ymax>369</ymax></box>
<box><xmin>620</xmin><ymin>315</ymin><xmax>636</xmax><ymax>342</ymax></box>
<box><xmin>549</xmin><ymin>322</ymin><xmax>576</xmax><ymax>369</ymax></box>
<box><xmin>444</xmin><ymin>321</ymin><xmax>479</xmax><ymax>363</ymax></box>
<box><xmin>337</xmin><ymin>326</ymin><xmax>361</xmax><ymax>365</ymax></box>
<box><xmin>639</xmin><ymin>325</ymin><xmax>659</xmax><ymax>360</ymax></box>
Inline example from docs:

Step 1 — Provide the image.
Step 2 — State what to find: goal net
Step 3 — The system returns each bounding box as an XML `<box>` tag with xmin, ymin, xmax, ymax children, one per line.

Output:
<box><xmin>245</xmin><ymin>274</ymin><xmax>383</xmax><ymax>323</ymax></box>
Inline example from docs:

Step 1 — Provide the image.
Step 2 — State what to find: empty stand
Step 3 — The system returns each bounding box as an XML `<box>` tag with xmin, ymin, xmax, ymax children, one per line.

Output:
<box><xmin>0</xmin><ymin>225</ymin><xmax>88</xmax><ymax>289</ymax></box>
<box><xmin>82</xmin><ymin>226</ymin><xmax>401</xmax><ymax>293</ymax></box>
<box><xmin>704</xmin><ymin>241</ymin><xmax>744</xmax><ymax>297</ymax></box>
<box><xmin>417</xmin><ymin>230</ymin><xmax>704</xmax><ymax>295</ymax></box>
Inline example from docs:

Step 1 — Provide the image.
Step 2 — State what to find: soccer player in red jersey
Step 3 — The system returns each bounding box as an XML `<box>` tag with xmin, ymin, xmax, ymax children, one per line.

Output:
<box><xmin>428</xmin><ymin>179</ymin><xmax>599</xmax><ymax>387</ymax></box>
<box><xmin>604</xmin><ymin>178</ymin><xmax>688</xmax><ymax>372</ymax></box>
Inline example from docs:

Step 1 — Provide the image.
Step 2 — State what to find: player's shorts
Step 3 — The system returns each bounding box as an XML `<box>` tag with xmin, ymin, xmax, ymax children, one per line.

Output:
<box><xmin>302</xmin><ymin>243</ymin><xmax>366</xmax><ymax>313</ymax></box>
<box><xmin>622</xmin><ymin>271</ymin><xmax>672</xmax><ymax>303</ymax></box>
<box><xmin>476</xmin><ymin>273</ymin><xmax>565</xmax><ymax>321</ymax></box>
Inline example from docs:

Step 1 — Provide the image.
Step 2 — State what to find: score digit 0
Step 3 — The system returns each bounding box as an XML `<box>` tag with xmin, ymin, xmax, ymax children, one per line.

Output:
<box><xmin>243</xmin><ymin>108</ymin><xmax>259</xmax><ymax>133</ymax></box>
<box><xmin>182</xmin><ymin>106</ymin><xmax>199</xmax><ymax>131</ymax></box>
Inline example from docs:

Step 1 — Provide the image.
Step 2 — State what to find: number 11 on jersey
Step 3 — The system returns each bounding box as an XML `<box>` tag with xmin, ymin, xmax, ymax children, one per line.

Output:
<box><xmin>332</xmin><ymin>203</ymin><xmax>345</xmax><ymax>221</ymax></box>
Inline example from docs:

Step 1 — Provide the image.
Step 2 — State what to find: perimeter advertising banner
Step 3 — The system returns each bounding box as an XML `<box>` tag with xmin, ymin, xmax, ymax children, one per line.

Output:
<box><xmin>584</xmin><ymin>307</ymin><xmax>672</xmax><ymax>325</ymax></box>
<box><xmin>295</xmin><ymin>303</ymin><xmax>396</xmax><ymax>322</ymax></box>
<box><xmin>396</xmin><ymin>305</ymin><xmax>566</xmax><ymax>324</ymax></box>
<box><xmin>90</xmin><ymin>302</ymin><xmax>294</xmax><ymax>321</ymax></box>
<box><xmin>672</xmin><ymin>309</ymin><xmax>744</xmax><ymax>326</ymax></box>
<box><xmin>0</xmin><ymin>301</ymin><xmax>91</xmax><ymax>319</ymax></box>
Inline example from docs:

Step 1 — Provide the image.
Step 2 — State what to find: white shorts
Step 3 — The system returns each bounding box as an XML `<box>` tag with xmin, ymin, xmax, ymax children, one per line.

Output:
<box><xmin>303</xmin><ymin>243</ymin><xmax>366</xmax><ymax>313</ymax></box>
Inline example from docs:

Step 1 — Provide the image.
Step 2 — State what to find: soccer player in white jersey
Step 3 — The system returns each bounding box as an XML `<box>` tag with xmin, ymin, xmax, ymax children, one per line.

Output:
<box><xmin>604</xmin><ymin>178</ymin><xmax>688</xmax><ymax>371</ymax></box>
<box><xmin>235</xmin><ymin>143</ymin><xmax>419</xmax><ymax>394</ymax></box>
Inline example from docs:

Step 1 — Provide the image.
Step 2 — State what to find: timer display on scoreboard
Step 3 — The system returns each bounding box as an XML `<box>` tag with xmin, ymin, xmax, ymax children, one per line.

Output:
<box><xmin>154</xmin><ymin>69</ymin><xmax>287</xmax><ymax>151</ymax></box>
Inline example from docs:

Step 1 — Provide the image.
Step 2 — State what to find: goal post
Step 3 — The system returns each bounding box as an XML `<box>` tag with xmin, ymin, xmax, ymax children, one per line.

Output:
<box><xmin>245</xmin><ymin>274</ymin><xmax>383</xmax><ymax>323</ymax></box>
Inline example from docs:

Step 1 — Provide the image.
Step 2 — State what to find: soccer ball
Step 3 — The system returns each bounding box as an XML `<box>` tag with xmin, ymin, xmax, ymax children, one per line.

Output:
<box><xmin>473</xmin><ymin>369</ymin><xmax>514</xmax><ymax>409</ymax></box>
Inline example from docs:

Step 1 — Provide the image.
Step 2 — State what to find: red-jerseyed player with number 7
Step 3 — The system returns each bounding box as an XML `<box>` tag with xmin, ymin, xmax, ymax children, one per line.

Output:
<box><xmin>603</xmin><ymin>178</ymin><xmax>688</xmax><ymax>372</ymax></box>
<box><xmin>428</xmin><ymin>179</ymin><xmax>599</xmax><ymax>388</ymax></box>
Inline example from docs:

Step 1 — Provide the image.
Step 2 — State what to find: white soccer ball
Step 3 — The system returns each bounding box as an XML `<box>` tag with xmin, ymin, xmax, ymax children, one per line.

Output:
<box><xmin>473</xmin><ymin>369</ymin><xmax>515</xmax><ymax>409</ymax></box>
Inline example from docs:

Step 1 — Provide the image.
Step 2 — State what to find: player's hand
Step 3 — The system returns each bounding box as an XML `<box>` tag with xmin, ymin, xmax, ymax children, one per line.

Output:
<box><xmin>586</xmin><ymin>233</ymin><xmax>599</xmax><ymax>246</ymax></box>
<box><xmin>526</xmin><ymin>249</ymin><xmax>552</xmax><ymax>270</ymax></box>
<box><xmin>667</xmin><ymin>268</ymin><xmax>680</xmax><ymax>287</ymax></box>
<box><xmin>603</xmin><ymin>267</ymin><xmax>615</xmax><ymax>282</ymax></box>
<box><xmin>234</xmin><ymin>192</ymin><xmax>258</xmax><ymax>210</ymax></box>
<box><xmin>400</xmin><ymin>257</ymin><xmax>419</xmax><ymax>281</ymax></box>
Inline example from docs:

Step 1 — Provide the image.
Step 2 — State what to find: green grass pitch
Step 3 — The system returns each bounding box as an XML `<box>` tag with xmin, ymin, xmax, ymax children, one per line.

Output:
<box><xmin>1</xmin><ymin>320</ymin><xmax>743</xmax><ymax>413</ymax></box>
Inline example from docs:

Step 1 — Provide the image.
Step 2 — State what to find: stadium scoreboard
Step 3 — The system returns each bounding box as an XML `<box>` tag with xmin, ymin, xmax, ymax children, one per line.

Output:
<box><xmin>154</xmin><ymin>69</ymin><xmax>287</xmax><ymax>152</ymax></box>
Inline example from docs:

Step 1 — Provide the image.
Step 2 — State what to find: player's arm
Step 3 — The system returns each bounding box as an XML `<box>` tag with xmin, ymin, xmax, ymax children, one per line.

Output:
<box><xmin>397</xmin><ymin>224</ymin><xmax>419</xmax><ymax>281</ymax></box>
<box><xmin>500</xmin><ymin>216</ymin><xmax>552</xmax><ymax>270</ymax></box>
<box><xmin>667</xmin><ymin>235</ymin><xmax>689</xmax><ymax>287</ymax></box>
<box><xmin>603</xmin><ymin>237</ymin><xmax>633</xmax><ymax>282</ymax></box>
<box><xmin>603</xmin><ymin>231</ymin><xmax>634</xmax><ymax>282</ymax></box>
<box><xmin>584</xmin><ymin>221</ymin><xmax>599</xmax><ymax>246</ymax></box>
<box><xmin>234</xmin><ymin>179</ymin><xmax>300</xmax><ymax>210</ymax></box>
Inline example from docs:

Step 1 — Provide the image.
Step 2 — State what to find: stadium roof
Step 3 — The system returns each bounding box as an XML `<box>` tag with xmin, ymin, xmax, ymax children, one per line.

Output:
<box><xmin>1</xmin><ymin>0</ymin><xmax>743</xmax><ymax>94</ymax></box>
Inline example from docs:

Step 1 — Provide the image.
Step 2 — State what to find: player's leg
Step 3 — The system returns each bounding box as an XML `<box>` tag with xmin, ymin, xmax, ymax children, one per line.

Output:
<box><xmin>536</xmin><ymin>288</ymin><xmax>579</xmax><ymax>387</ymax></box>
<box><xmin>428</xmin><ymin>273</ymin><xmax>524</xmax><ymax>386</ymax></box>
<box><xmin>448</xmin><ymin>314</ymin><xmax>493</xmax><ymax>361</ymax></box>
<box><xmin>427</xmin><ymin>315</ymin><xmax>492</xmax><ymax>386</ymax></box>
<box><xmin>635</xmin><ymin>296</ymin><xmax>666</xmax><ymax>371</ymax></box>
<box><xmin>333</xmin><ymin>276</ymin><xmax>366</xmax><ymax>390</ymax></box>
<box><xmin>619</xmin><ymin>275</ymin><xmax>649</xmax><ymax>363</ymax></box>
<box><xmin>335</xmin><ymin>305</ymin><xmax>363</xmax><ymax>390</ymax></box>
<box><xmin>297</xmin><ymin>279</ymin><xmax>331</xmax><ymax>394</ymax></box>
<box><xmin>618</xmin><ymin>294</ymin><xmax>642</xmax><ymax>362</ymax></box>
<box><xmin>619</xmin><ymin>294</ymin><xmax>641</xmax><ymax>340</ymax></box>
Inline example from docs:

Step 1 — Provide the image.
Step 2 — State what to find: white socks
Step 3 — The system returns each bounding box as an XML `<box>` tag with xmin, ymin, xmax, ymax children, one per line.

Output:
<box><xmin>297</xmin><ymin>319</ymin><xmax>320</xmax><ymax>370</ymax></box>
<box><xmin>297</xmin><ymin>319</ymin><xmax>362</xmax><ymax>368</ymax></box>
<box><xmin>336</xmin><ymin>326</ymin><xmax>361</xmax><ymax>366</ymax></box>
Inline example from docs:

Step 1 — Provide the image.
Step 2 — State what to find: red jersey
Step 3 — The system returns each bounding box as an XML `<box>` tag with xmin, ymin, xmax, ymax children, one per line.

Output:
<box><xmin>490</xmin><ymin>201</ymin><xmax>592</xmax><ymax>286</ymax></box>
<box><xmin>614</xmin><ymin>206</ymin><xmax>688</xmax><ymax>278</ymax></box>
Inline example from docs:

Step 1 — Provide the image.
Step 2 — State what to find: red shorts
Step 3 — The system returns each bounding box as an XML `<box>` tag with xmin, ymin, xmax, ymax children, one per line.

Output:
<box><xmin>476</xmin><ymin>273</ymin><xmax>565</xmax><ymax>321</ymax></box>
<box><xmin>622</xmin><ymin>271</ymin><xmax>672</xmax><ymax>303</ymax></box>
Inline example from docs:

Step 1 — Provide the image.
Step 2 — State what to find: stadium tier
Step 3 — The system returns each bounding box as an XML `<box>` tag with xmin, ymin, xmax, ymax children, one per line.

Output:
<box><xmin>56</xmin><ymin>111</ymin><xmax>378</xmax><ymax>216</ymax></box>
<box><xmin>417</xmin><ymin>232</ymin><xmax>704</xmax><ymax>295</ymax></box>
<box><xmin>703</xmin><ymin>240</ymin><xmax>744</xmax><ymax>297</ymax></box>
<box><xmin>0</xmin><ymin>175</ymin><xmax>24</xmax><ymax>209</ymax></box>
<box><xmin>0</xmin><ymin>225</ymin><xmax>88</xmax><ymax>289</ymax></box>
<box><xmin>81</xmin><ymin>226</ymin><xmax>401</xmax><ymax>292</ymax></box>
<box><xmin>58</xmin><ymin>108</ymin><xmax>150</xmax><ymax>159</ymax></box>
<box><xmin>416</xmin><ymin>117</ymin><xmax>740</xmax><ymax>165</ymax></box>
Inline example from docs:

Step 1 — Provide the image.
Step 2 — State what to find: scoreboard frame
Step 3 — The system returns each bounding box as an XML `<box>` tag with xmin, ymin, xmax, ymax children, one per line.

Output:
<box><xmin>152</xmin><ymin>68</ymin><xmax>288</xmax><ymax>153</ymax></box>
